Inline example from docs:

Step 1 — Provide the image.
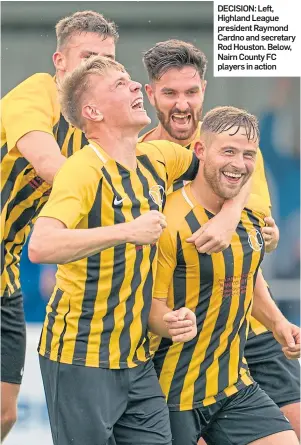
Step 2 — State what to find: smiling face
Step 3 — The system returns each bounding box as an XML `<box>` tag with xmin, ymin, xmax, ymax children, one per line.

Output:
<box><xmin>200</xmin><ymin>127</ymin><xmax>258</xmax><ymax>199</ymax></box>
<box><xmin>82</xmin><ymin>68</ymin><xmax>151</xmax><ymax>132</ymax></box>
<box><xmin>145</xmin><ymin>66</ymin><xmax>206</xmax><ymax>142</ymax></box>
<box><xmin>53</xmin><ymin>32</ymin><xmax>116</xmax><ymax>75</ymax></box>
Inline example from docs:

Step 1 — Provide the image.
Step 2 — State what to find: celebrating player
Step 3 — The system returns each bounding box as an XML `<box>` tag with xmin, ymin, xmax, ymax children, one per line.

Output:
<box><xmin>0</xmin><ymin>11</ymin><xmax>118</xmax><ymax>440</ymax></box>
<box><xmin>149</xmin><ymin>106</ymin><xmax>300</xmax><ymax>445</ymax></box>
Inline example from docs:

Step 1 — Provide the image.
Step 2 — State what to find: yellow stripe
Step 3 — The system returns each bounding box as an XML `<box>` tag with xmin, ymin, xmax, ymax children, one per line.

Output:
<box><xmin>159</xmin><ymin>343</ymin><xmax>185</xmax><ymax>399</ymax></box>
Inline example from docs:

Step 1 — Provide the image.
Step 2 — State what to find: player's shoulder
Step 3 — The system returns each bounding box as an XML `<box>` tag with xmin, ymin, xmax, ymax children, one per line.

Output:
<box><xmin>242</xmin><ymin>207</ymin><xmax>265</xmax><ymax>228</ymax></box>
<box><xmin>138</xmin><ymin>140</ymin><xmax>179</xmax><ymax>160</ymax></box>
<box><xmin>3</xmin><ymin>73</ymin><xmax>56</xmax><ymax>100</ymax></box>
<box><xmin>57</xmin><ymin>144</ymin><xmax>104</xmax><ymax>181</ymax></box>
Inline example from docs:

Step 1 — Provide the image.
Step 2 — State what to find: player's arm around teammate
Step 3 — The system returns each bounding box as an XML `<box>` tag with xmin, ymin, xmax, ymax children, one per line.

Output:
<box><xmin>252</xmin><ymin>270</ymin><xmax>300</xmax><ymax>360</ymax></box>
<box><xmin>30</xmin><ymin>209</ymin><xmax>167</xmax><ymax>264</ymax></box>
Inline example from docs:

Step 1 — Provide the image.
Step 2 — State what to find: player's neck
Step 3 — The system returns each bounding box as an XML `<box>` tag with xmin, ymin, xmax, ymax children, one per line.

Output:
<box><xmin>88</xmin><ymin>127</ymin><xmax>138</xmax><ymax>170</ymax></box>
<box><xmin>143</xmin><ymin>123</ymin><xmax>196</xmax><ymax>147</ymax></box>
<box><xmin>190</xmin><ymin>175</ymin><xmax>225</xmax><ymax>214</ymax></box>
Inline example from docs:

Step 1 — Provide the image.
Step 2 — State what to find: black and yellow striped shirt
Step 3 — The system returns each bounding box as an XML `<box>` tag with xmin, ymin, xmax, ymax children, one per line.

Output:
<box><xmin>1</xmin><ymin>73</ymin><xmax>87</xmax><ymax>297</ymax></box>
<box><xmin>38</xmin><ymin>139</ymin><xmax>198</xmax><ymax>369</ymax></box>
<box><xmin>141</xmin><ymin>124</ymin><xmax>272</xmax><ymax>339</ymax></box>
<box><xmin>151</xmin><ymin>184</ymin><xmax>266</xmax><ymax>410</ymax></box>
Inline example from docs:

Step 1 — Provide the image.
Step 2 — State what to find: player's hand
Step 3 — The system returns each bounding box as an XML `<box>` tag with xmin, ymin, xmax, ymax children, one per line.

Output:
<box><xmin>186</xmin><ymin>211</ymin><xmax>236</xmax><ymax>254</ymax></box>
<box><xmin>163</xmin><ymin>307</ymin><xmax>197</xmax><ymax>343</ymax></box>
<box><xmin>126</xmin><ymin>210</ymin><xmax>167</xmax><ymax>245</ymax></box>
<box><xmin>262</xmin><ymin>217</ymin><xmax>279</xmax><ymax>253</ymax></box>
<box><xmin>272</xmin><ymin>318</ymin><xmax>301</xmax><ymax>359</ymax></box>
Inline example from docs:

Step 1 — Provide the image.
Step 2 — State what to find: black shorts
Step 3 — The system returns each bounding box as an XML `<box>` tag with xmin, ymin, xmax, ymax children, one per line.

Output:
<box><xmin>245</xmin><ymin>331</ymin><xmax>300</xmax><ymax>407</ymax></box>
<box><xmin>169</xmin><ymin>383</ymin><xmax>293</xmax><ymax>445</ymax></box>
<box><xmin>1</xmin><ymin>290</ymin><xmax>26</xmax><ymax>385</ymax></box>
<box><xmin>39</xmin><ymin>356</ymin><xmax>172</xmax><ymax>445</ymax></box>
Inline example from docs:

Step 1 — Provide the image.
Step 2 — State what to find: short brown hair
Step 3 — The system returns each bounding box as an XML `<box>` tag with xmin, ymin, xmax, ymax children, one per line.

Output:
<box><xmin>56</xmin><ymin>10</ymin><xmax>119</xmax><ymax>50</ymax></box>
<box><xmin>202</xmin><ymin>106</ymin><xmax>259</xmax><ymax>142</ymax></box>
<box><xmin>143</xmin><ymin>39</ymin><xmax>208</xmax><ymax>81</ymax></box>
<box><xmin>60</xmin><ymin>55</ymin><xmax>125</xmax><ymax>129</ymax></box>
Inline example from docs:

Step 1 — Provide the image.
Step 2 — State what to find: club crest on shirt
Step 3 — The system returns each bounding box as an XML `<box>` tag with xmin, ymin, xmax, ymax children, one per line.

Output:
<box><xmin>248</xmin><ymin>229</ymin><xmax>264</xmax><ymax>251</ymax></box>
<box><xmin>149</xmin><ymin>185</ymin><xmax>165</xmax><ymax>206</ymax></box>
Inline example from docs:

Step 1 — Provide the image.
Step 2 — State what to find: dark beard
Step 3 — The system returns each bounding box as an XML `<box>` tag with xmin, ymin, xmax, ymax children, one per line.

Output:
<box><xmin>155</xmin><ymin>100</ymin><xmax>202</xmax><ymax>141</ymax></box>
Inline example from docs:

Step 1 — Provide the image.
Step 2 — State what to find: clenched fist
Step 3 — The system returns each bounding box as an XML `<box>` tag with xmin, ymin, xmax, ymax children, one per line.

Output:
<box><xmin>163</xmin><ymin>307</ymin><xmax>197</xmax><ymax>343</ymax></box>
<box><xmin>126</xmin><ymin>210</ymin><xmax>167</xmax><ymax>245</ymax></box>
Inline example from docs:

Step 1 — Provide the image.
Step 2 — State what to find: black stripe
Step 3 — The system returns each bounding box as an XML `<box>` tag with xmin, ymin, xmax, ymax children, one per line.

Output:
<box><xmin>173</xmin><ymin>180</ymin><xmax>185</xmax><ymax>192</ymax></box>
<box><xmin>177</xmin><ymin>153</ymin><xmax>199</xmax><ymax>182</ymax></box>
<box><xmin>57</xmin><ymin>298</ymin><xmax>71</xmax><ymax>360</ymax></box>
<box><xmin>136</xmin><ymin>165</ymin><xmax>158</xmax><ymax>211</ymax></box>
<box><xmin>0</xmin><ymin>240</ymin><xmax>5</xmax><ymax>276</ymax></box>
<box><xmin>56</xmin><ymin>114</ymin><xmax>69</xmax><ymax>149</ymax></box>
<box><xmin>52</xmin><ymin>121</ymin><xmax>59</xmax><ymax>139</ymax></box>
<box><xmin>5</xmin><ymin>198</ymin><xmax>40</xmax><ymax>244</ymax></box>
<box><xmin>1</xmin><ymin>143</ymin><xmax>8</xmax><ymax>161</ymax></box>
<box><xmin>67</xmin><ymin>133</ymin><xmax>74</xmax><ymax>158</ymax></box>
<box><xmin>98</xmin><ymin>169</ymin><xmax>126</xmax><ymax>366</ymax></box>
<box><xmin>116</xmin><ymin>165</ymin><xmax>143</xmax><ymax>364</ymax></box>
<box><xmin>4</xmin><ymin>202</ymin><xmax>39</xmax><ymax>292</ymax></box>
<box><xmin>81</xmin><ymin>132</ymin><xmax>88</xmax><ymax>147</ymax></box>
<box><xmin>1</xmin><ymin>157</ymin><xmax>29</xmax><ymax>209</ymax></box>
<box><xmin>72</xmin><ymin>180</ymin><xmax>103</xmax><ymax>363</ymax></box>
<box><xmin>5</xmin><ymin>236</ymin><xmax>26</xmax><ymax>294</ymax></box>
<box><xmin>137</xmin><ymin>155</ymin><xmax>165</xmax><ymax>187</ymax></box>
<box><xmin>6</xmin><ymin>180</ymin><xmax>47</xmax><ymax>221</ymax></box>
<box><xmin>137</xmin><ymin>155</ymin><xmax>166</xmax><ymax>209</ymax></box>
<box><xmin>44</xmin><ymin>288</ymin><xmax>64</xmax><ymax>355</ymax></box>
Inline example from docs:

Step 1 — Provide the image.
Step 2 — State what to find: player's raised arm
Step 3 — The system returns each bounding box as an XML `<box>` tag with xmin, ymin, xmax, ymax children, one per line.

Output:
<box><xmin>29</xmin><ymin>153</ymin><xmax>167</xmax><ymax>264</ymax></box>
<box><xmin>2</xmin><ymin>73</ymin><xmax>66</xmax><ymax>185</ymax></box>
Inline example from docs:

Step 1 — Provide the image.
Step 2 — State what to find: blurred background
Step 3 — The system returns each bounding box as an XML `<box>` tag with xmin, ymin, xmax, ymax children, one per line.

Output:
<box><xmin>1</xmin><ymin>2</ymin><xmax>300</xmax><ymax>444</ymax></box>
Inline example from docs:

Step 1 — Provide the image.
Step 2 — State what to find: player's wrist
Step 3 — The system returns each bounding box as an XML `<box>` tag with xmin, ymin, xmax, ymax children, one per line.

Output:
<box><xmin>119</xmin><ymin>221</ymin><xmax>136</xmax><ymax>244</ymax></box>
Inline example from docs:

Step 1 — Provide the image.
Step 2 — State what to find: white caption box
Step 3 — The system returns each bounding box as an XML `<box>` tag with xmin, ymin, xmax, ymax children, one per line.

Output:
<box><xmin>214</xmin><ymin>0</ymin><xmax>301</xmax><ymax>76</ymax></box>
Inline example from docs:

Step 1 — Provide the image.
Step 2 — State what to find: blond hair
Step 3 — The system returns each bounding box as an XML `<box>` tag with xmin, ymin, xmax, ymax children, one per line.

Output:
<box><xmin>60</xmin><ymin>55</ymin><xmax>125</xmax><ymax>129</ymax></box>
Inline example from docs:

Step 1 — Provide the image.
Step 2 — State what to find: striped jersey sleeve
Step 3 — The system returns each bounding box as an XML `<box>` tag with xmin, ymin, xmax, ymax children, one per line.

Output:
<box><xmin>1</xmin><ymin>73</ymin><xmax>60</xmax><ymax>152</ymax></box>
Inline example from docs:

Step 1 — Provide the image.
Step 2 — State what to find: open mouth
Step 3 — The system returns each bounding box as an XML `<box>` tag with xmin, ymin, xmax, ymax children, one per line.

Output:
<box><xmin>131</xmin><ymin>97</ymin><xmax>145</xmax><ymax>110</ymax></box>
<box><xmin>222</xmin><ymin>171</ymin><xmax>243</xmax><ymax>183</ymax></box>
<box><xmin>171</xmin><ymin>113</ymin><xmax>192</xmax><ymax>125</ymax></box>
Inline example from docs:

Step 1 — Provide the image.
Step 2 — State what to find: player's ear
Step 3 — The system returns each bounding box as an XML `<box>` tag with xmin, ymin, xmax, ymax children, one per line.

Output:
<box><xmin>53</xmin><ymin>51</ymin><xmax>66</xmax><ymax>73</ymax></box>
<box><xmin>201</xmin><ymin>80</ymin><xmax>207</xmax><ymax>94</ymax></box>
<box><xmin>82</xmin><ymin>105</ymin><xmax>103</xmax><ymax>122</ymax></box>
<box><xmin>194</xmin><ymin>141</ymin><xmax>205</xmax><ymax>160</ymax></box>
<box><xmin>145</xmin><ymin>84</ymin><xmax>155</xmax><ymax>106</ymax></box>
